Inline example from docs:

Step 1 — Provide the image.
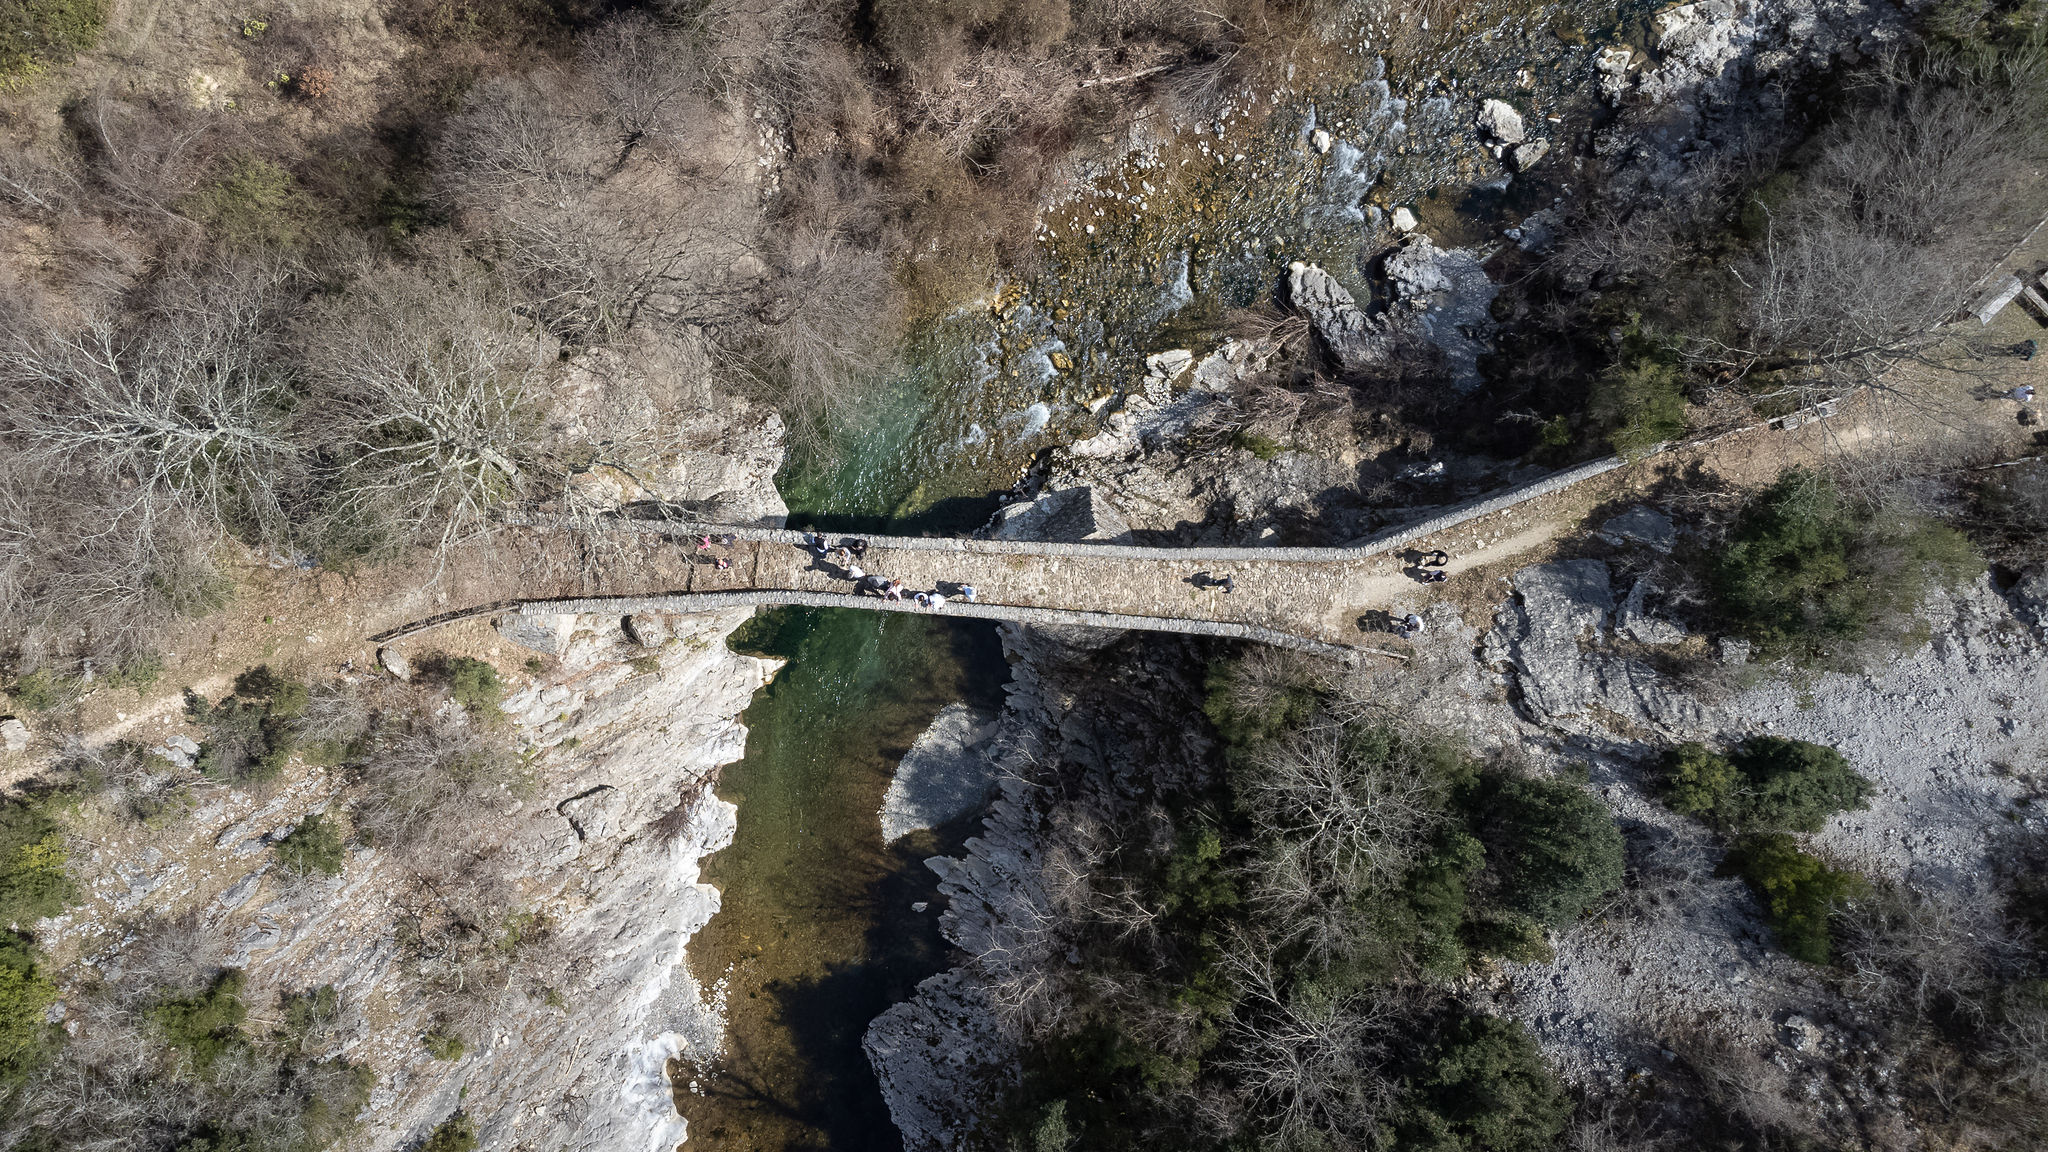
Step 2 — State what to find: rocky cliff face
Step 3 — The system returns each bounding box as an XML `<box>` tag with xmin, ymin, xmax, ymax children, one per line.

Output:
<box><xmin>44</xmin><ymin>609</ymin><xmax>780</xmax><ymax>1151</ymax></box>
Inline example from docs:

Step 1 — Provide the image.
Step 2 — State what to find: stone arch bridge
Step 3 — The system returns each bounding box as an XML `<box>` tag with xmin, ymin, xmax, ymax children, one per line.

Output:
<box><xmin>375</xmin><ymin>450</ymin><xmax>1659</xmax><ymax>657</ymax></box>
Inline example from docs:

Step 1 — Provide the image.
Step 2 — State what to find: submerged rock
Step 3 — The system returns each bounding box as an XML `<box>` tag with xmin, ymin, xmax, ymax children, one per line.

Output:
<box><xmin>881</xmin><ymin>703</ymin><xmax>1001</xmax><ymax>845</ymax></box>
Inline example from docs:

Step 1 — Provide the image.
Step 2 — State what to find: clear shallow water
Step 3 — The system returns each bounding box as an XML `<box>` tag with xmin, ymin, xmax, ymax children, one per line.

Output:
<box><xmin>684</xmin><ymin>607</ymin><xmax>1005</xmax><ymax>1152</ymax></box>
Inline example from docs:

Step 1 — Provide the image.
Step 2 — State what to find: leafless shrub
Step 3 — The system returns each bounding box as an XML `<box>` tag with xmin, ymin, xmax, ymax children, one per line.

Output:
<box><xmin>1990</xmin><ymin>1001</ymin><xmax>2048</xmax><ymax>1097</ymax></box>
<box><xmin>1240</xmin><ymin>723</ymin><xmax>1447</xmax><ymax>905</ymax></box>
<box><xmin>57</xmin><ymin>739</ymin><xmax>189</xmax><ymax>824</ymax></box>
<box><xmin>108</xmin><ymin>910</ymin><xmax>233</xmax><ymax>1004</ymax></box>
<box><xmin>1709</xmin><ymin>77</ymin><xmax>2048</xmax><ymax>382</ymax></box>
<box><xmin>349</xmin><ymin>703</ymin><xmax>516</xmax><ymax>852</ymax></box>
<box><xmin>714</xmin><ymin>219</ymin><xmax>903</xmax><ymax>444</ymax></box>
<box><xmin>1214</xmin><ymin>929</ymin><xmax>1400</xmax><ymax>1151</ymax></box>
<box><xmin>437</xmin><ymin>45</ymin><xmax>762</xmax><ymax>343</ymax></box>
<box><xmin>580</xmin><ymin>13</ymin><xmax>711</xmax><ymax>164</ymax></box>
<box><xmin>1841</xmin><ymin>885</ymin><xmax>2023</xmax><ymax>1025</ymax></box>
<box><xmin>68</xmin><ymin>94</ymin><xmax>218</xmax><ymax>230</ymax></box>
<box><xmin>0</xmin><ymin>459</ymin><xmax>227</xmax><ymax>667</ymax></box>
<box><xmin>293</xmin><ymin>681</ymin><xmax>374</xmax><ymax>749</ymax></box>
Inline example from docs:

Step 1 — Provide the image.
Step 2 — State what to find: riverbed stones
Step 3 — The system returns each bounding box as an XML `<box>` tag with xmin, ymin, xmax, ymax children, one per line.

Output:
<box><xmin>1511</xmin><ymin>139</ymin><xmax>1551</xmax><ymax>170</ymax></box>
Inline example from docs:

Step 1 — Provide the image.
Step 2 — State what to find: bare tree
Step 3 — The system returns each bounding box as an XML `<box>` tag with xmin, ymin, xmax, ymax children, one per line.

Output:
<box><xmin>0</xmin><ymin>259</ymin><xmax>304</xmax><ymax>541</ymax></box>
<box><xmin>298</xmin><ymin>257</ymin><xmax>551</xmax><ymax>557</ymax></box>
<box><xmin>437</xmin><ymin>45</ymin><xmax>762</xmax><ymax>342</ymax></box>
<box><xmin>1238</xmin><ymin>722</ymin><xmax>1449</xmax><ymax>915</ymax></box>
<box><xmin>1213</xmin><ymin>929</ymin><xmax>1400</xmax><ymax>1152</ymax></box>
<box><xmin>1701</xmin><ymin>76</ymin><xmax>2048</xmax><ymax>384</ymax></box>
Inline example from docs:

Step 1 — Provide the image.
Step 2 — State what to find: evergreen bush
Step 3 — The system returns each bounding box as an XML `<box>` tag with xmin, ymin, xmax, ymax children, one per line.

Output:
<box><xmin>1398</xmin><ymin>1013</ymin><xmax>1574</xmax><ymax>1152</ymax></box>
<box><xmin>0</xmin><ymin>797</ymin><xmax>76</xmax><ymax>925</ymax></box>
<box><xmin>1659</xmin><ymin>737</ymin><xmax>1871</xmax><ymax>832</ymax></box>
<box><xmin>275</xmin><ymin>814</ymin><xmax>347</xmax><ymax>876</ymax></box>
<box><xmin>1483</xmin><ymin>775</ymin><xmax>1626</xmax><ymax>929</ymax></box>
<box><xmin>1713</xmin><ymin>469</ymin><xmax>1981</xmax><ymax>664</ymax></box>
<box><xmin>1722</xmin><ymin>833</ymin><xmax>1870</xmax><ymax>964</ymax></box>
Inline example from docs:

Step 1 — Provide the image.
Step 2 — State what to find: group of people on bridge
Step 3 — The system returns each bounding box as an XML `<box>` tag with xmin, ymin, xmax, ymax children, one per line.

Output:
<box><xmin>803</xmin><ymin>533</ymin><xmax>979</xmax><ymax>611</ymax></box>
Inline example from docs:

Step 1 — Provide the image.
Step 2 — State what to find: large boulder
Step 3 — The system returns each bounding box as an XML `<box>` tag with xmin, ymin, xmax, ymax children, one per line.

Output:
<box><xmin>1477</xmin><ymin>98</ymin><xmax>1526</xmax><ymax>144</ymax></box>
<box><xmin>1482</xmin><ymin>560</ymin><xmax>1707</xmax><ymax>736</ymax></box>
<box><xmin>1286</xmin><ymin>262</ymin><xmax>1396</xmax><ymax>372</ymax></box>
<box><xmin>988</xmin><ymin>486</ymin><xmax>1132</xmax><ymax>543</ymax></box>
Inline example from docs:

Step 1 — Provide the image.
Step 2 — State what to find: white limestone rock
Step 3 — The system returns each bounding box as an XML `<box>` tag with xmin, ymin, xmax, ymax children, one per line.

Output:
<box><xmin>1477</xmin><ymin>97</ymin><xmax>1526</xmax><ymax>144</ymax></box>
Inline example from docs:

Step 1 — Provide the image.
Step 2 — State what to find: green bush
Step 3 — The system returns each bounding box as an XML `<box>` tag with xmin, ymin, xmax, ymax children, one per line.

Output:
<box><xmin>149</xmin><ymin>971</ymin><xmax>249</xmax><ymax>1073</ymax></box>
<box><xmin>1588</xmin><ymin>358</ymin><xmax>1688</xmax><ymax>460</ymax></box>
<box><xmin>277</xmin><ymin>984</ymin><xmax>341</xmax><ymax>1053</ymax></box>
<box><xmin>421</xmin><ymin>1112</ymin><xmax>478</xmax><ymax>1152</ymax></box>
<box><xmin>275</xmin><ymin>813</ymin><xmax>347</xmax><ymax>876</ymax></box>
<box><xmin>1397</xmin><ymin>1013</ymin><xmax>1574</xmax><ymax>1152</ymax></box>
<box><xmin>1483</xmin><ymin>775</ymin><xmax>1626</xmax><ymax>929</ymax></box>
<box><xmin>0</xmin><ymin>931</ymin><xmax>56</xmax><ymax>1080</ymax></box>
<box><xmin>0</xmin><ymin>0</ymin><xmax>104</xmax><ymax>81</ymax></box>
<box><xmin>1202</xmin><ymin>657</ymin><xmax>1322</xmax><ymax>752</ymax></box>
<box><xmin>179</xmin><ymin>156</ymin><xmax>317</xmax><ymax>249</ymax></box>
<box><xmin>0</xmin><ymin>797</ymin><xmax>76</xmax><ymax>926</ymax></box>
<box><xmin>422</xmin><ymin>1028</ymin><xmax>466</xmax><ymax>1060</ymax></box>
<box><xmin>232</xmin><ymin>666</ymin><xmax>309</xmax><ymax>719</ymax></box>
<box><xmin>1659</xmin><ymin>742</ymin><xmax>1741</xmax><ymax>818</ymax></box>
<box><xmin>1713</xmin><ymin>469</ymin><xmax>1982</xmax><ymax>664</ymax></box>
<box><xmin>439</xmin><ymin>656</ymin><xmax>503</xmax><ymax>714</ymax></box>
<box><xmin>186</xmin><ymin>669</ymin><xmax>307</xmax><ymax>786</ymax></box>
<box><xmin>1230</xmin><ymin>431</ymin><xmax>1285</xmax><ymax>460</ymax></box>
<box><xmin>1725</xmin><ymin>737</ymin><xmax>1871</xmax><ymax>832</ymax></box>
<box><xmin>1659</xmin><ymin>737</ymin><xmax>1871</xmax><ymax>832</ymax></box>
<box><xmin>1722</xmin><ymin>833</ymin><xmax>1870</xmax><ymax>964</ymax></box>
<box><xmin>8</xmin><ymin>669</ymin><xmax>78</xmax><ymax>712</ymax></box>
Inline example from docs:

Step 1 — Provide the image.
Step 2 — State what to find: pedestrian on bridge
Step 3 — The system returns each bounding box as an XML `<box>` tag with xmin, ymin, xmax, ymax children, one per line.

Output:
<box><xmin>958</xmin><ymin>585</ymin><xmax>977</xmax><ymax>602</ymax></box>
<box><xmin>884</xmin><ymin>580</ymin><xmax>905</xmax><ymax>601</ymax></box>
<box><xmin>914</xmin><ymin>592</ymin><xmax>931</xmax><ymax>608</ymax></box>
<box><xmin>1398</xmin><ymin>613</ymin><xmax>1424</xmax><ymax>639</ymax></box>
<box><xmin>1423</xmin><ymin>549</ymin><xmax>1449</xmax><ymax>567</ymax></box>
<box><xmin>715</xmin><ymin>557</ymin><xmax>733</xmax><ymax>571</ymax></box>
<box><xmin>927</xmin><ymin>592</ymin><xmax>948</xmax><ymax>610</ymax></box>
<box><xmin>846</xmin><ymin>538</ymin><xmax>869</xmax><ymax>560</ymax></box>
<box><xmin>1423</xmin><ymin>568</ymin><xmax>1448</xmax><ymax>583</ymax></box>
<box><xmin>848</xmin><ymin>564</ymin><xmax>867</xmax><ymax>582</ymax></box>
